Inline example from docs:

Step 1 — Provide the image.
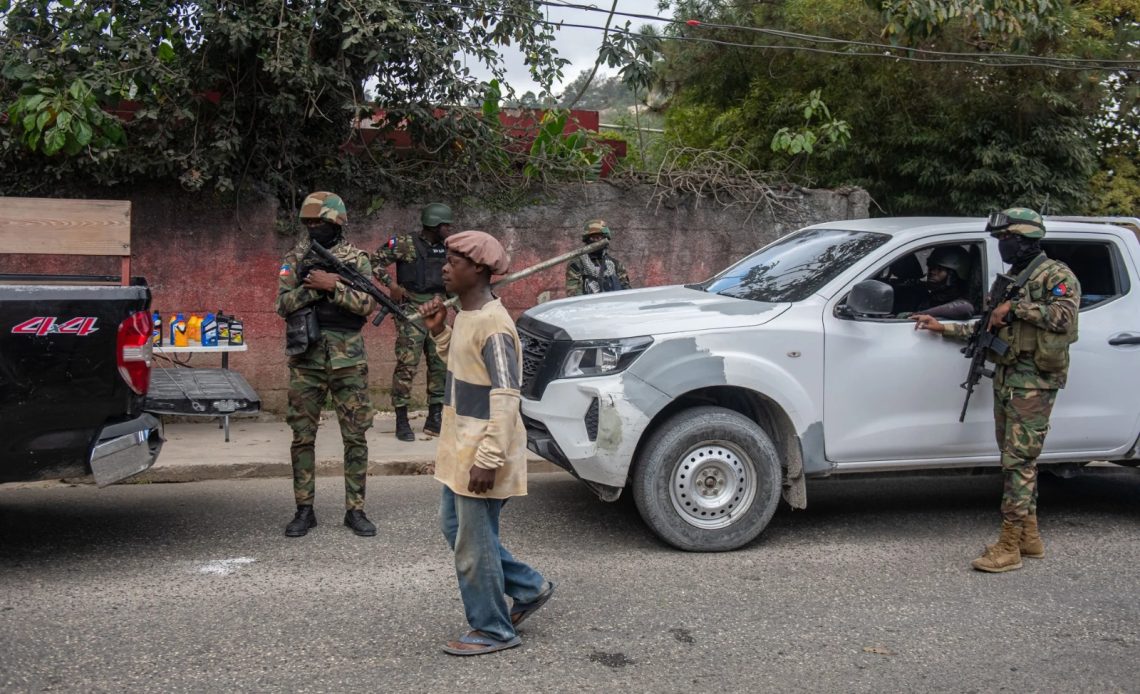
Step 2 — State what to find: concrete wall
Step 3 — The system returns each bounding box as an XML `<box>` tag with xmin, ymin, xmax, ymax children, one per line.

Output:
<box><xmin>0</xmin><ymin>183</ymin><xmax>869</xmax><ymax>412</ymax></box>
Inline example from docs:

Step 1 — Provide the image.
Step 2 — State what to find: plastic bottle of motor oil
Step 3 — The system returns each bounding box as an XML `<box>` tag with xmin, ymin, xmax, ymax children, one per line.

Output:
<box><xmin>201</xmin><ymin>313</ymin><xmax>218</xmax><ymax>347</ymax></box>
<box><xmin>152</xmin><ymin>311</ymin><xmax>163</xmax><ymax>347</ymax></box>
<box><xmin>188</xmin><ymin>314</ymin><xmax>202</xmax><ymax>344</ymax></box>
<box><xmin>228</xmin><ymin>315</ymin><xmax>244</xmax><ymax>346</ymax></box>
<box><xmin>172</xmin><ymin>313</ymin><xmax>189</xmax><ymax>347</ymax></box>
<box><xmin>216</xmin><ymin>309</ymin><xmax>230</xmax><ymax>343</ymax></box>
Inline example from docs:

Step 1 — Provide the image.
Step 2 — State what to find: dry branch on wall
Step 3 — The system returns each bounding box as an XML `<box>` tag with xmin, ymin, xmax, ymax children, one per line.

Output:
<box><xmin>648</xmin><ymin>146</ymin><xmax>809</xmax><ymax>223</ymax></box>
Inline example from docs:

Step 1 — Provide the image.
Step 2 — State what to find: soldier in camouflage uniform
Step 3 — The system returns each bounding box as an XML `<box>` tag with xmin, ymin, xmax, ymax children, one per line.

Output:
<box><xmin>276</xmin><ymin>192</ymin><xmax>379</xmax><ymax>538</ymax></box>
<box><xmin>371</xmin><ymin>203</ymin><xmax>452</xmax><ymax>442</ymax></box>
<box><xmin>914</xmin><ymin>208</ymin><xmax>1080</xmax><ymax>573</ymax></box>
<box><xmin>565</xmin><ymin>219</ymin><xmax>631</xmax><ymax>296</ymax></box>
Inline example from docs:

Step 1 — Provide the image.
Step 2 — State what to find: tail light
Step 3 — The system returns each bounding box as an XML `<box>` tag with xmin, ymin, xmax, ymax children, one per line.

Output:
<box><xmin>117</xmin><ymin>311</ymin><xmax>154</xmax><ymax>394</ymax></box>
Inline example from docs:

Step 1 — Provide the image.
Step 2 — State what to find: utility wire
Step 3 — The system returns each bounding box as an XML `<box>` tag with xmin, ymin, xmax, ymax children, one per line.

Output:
<box><xmin>541</xmin><ymin>0</ymin><xmax>1140</xmax><ymax>66</ymax></box>
<box><xmin>397</xmin><ymin>0</ymin><xmax>1139</xmax><ymax>72</ymax></box>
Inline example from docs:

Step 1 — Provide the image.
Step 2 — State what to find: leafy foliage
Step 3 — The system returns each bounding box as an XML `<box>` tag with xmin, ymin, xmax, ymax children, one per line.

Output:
<box><xmin>657</xmin><ymin>0</ymin><xmax>1138</xmax><ymax>215</ymax></box>
<box><xmin>770</xmin><ymin>90</ymin><xmax>851</xmax><ymax>158</ymax></box>
<box><xmin>0</xmin><ymin>0</ymin><xmax>570</xmax><ymax>208</ymax></box>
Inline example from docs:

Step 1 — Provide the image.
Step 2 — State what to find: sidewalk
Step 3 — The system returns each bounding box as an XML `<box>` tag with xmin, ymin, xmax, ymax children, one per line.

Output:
<box><xmin>133</xmin><ymin>410</ymin><xmax>560</xmax><ymax>484</ymax></box>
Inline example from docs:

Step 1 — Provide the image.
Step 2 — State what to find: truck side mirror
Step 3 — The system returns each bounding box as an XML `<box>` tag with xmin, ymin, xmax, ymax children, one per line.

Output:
<box><xmin>847</xmin><ymin>280</ymin><xmax>894</xmax><ymax>316</ymax></box>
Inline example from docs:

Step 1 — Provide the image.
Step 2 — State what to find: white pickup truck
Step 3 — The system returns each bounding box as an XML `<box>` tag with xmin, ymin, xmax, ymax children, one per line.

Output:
<box><xmin>518</xmin><ymin>216</ymin><xmax>1140</xmax><ymax>551</ymax></box>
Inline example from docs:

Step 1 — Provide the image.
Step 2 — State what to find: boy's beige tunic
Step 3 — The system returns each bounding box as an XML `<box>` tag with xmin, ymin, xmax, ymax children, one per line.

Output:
<box><xmin>430</xmin><ymin>298</ymin><xmax>527</xmax><ymax>499</ymax></box>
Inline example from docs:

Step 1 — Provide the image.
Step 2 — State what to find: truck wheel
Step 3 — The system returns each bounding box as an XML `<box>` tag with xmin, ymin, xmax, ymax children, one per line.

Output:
<box><xmin>632</xmin><ymin>406</ymin><xmax>782</xmax><ymax>552</ymax></box>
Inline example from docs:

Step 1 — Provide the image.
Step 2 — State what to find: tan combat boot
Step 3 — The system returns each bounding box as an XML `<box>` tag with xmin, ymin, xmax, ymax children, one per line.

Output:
<box><xmin>1020</xmin><ymin>514</ymin><xmax>1045</xmax><ymax>559</ymax></box>
<box><xmin>971</xmin><ymin>520</ymin><xmax>1023</xmax><ymax>573</ymax></box>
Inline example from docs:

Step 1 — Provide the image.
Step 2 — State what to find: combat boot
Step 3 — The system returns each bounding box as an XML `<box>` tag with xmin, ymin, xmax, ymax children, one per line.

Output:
<box><xmin>971</xmin><ymin>520</ymin><xmax>1023</xmax><ymax>573</ymax></box>
<box><xmin>394</xmin><ymin>406</ymin><xmax>415</xmax><ymax>442</ymax></box>
<box><xmin>343</xmin><ymin>509</ymin><xmax>377</xmax><ymax>537</ymax></box>
<box><xmin>285</xmin><ymin>505</ymin><xmax>317</xmax><ymax>537</ymax></box>
<box><xmin>1020</xmin><ymin>514</ymin><xmax>1045</xmax><ymax>559</ymax></box>
<box><xmin>423</xmin><ymin>403</ymin><xmax>443</xmax><ymax>437</ymax></box>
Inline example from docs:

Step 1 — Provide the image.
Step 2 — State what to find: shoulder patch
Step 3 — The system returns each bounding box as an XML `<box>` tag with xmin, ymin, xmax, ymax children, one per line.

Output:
<box><xmin>387</xmin><ymin>236</ymin><xmax>398</xmax><ymax>249</ymax></box>
<box><xmin>1052</xmin><ymin>282</ymin><xmax>1070</xmax><ymax>296</ymax></box>
<box><xmin>279</xmin><ymin>264</ymin><xmax>292</xmax><ymax>276</ymax></box>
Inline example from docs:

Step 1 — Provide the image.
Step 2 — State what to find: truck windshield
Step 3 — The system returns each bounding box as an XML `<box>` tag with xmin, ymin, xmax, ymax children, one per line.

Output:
<box><xmin>700</xmin><ymin>228</ymin><xmax>890</xmax><ymax>302</ymax></box>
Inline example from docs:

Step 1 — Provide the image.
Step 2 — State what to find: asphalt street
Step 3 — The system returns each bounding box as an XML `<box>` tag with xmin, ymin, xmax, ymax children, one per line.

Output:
<box><xmin>1</xmin><ymin>470</ymin><xmax>1138</xmax><ymax>693</ymax></box>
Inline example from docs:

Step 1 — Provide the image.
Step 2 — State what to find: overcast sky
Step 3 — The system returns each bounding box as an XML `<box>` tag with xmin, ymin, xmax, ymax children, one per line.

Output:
<box><xmin>466</xmin><ymin>1</ymin><xmax>674</xmax><ymax>97</ymax></box>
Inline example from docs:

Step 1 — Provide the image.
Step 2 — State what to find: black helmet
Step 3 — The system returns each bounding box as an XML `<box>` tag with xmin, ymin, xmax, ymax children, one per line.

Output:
<box><xmin>928</xmin><ymin>246</ymin><xmax>971</xmax><ymax>281</ymax></box>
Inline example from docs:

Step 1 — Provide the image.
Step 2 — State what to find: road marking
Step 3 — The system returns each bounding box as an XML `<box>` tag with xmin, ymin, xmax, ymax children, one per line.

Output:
<box><xmin>196</xmin><ymin>557</ymin><xmax>256</xmax><ymax>575</ymax></box>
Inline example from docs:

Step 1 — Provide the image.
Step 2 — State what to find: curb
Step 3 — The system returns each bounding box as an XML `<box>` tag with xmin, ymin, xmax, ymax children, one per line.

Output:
<box><xmin>64</xmin><ymin>458</ymin><xmax>563</xmax><ymax>485</ymax></box>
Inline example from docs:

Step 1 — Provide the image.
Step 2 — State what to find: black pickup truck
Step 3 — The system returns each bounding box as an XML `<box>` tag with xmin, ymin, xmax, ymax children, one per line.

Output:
<box><xmin>0</xmin><ymin>277</ymin><xmax>163</xmax><ymax>486</ymax></box>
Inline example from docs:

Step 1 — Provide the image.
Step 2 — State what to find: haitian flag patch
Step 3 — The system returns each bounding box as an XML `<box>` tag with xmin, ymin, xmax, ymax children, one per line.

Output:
<box><xmin>279</xmin><ymin>264</ymin><xmax>292</xmax><ymax>276</ymax></box>
<box><xmin>387</xmin><ymin>236</ymin><xmax>398</xmax><ymax>249</ymax></box>
<box><xmin>1052</xmin><ymin>282</ymin><xmax>1068</xmax><ymax>296</ymax></box>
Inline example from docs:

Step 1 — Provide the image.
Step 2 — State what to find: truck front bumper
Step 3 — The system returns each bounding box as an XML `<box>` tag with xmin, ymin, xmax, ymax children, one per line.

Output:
<box><xmin>522</xmin><ymin>372</ymin><xmax>669</xmax><ymax>490</ymax></box>
<box><xmin>90</xmin><ymin>413</ymin><xmax>164</xmax><ymax>487</ymax></box>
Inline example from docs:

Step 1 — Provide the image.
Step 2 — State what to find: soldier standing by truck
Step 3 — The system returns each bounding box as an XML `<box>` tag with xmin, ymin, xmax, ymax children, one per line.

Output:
<box><xmin>372</xmin><ymin>203</ymin><xmax>452</xmax><ymax>441</ymax></box>
<box><xmin>276</xmin><ymin>192</ymin><xmax>379</xmax><ymax>538</ymax></box>
<box><xmin>913</xmin><ymin>208</ymin><xmax>1080</xmax><ymax>573</ymax></box>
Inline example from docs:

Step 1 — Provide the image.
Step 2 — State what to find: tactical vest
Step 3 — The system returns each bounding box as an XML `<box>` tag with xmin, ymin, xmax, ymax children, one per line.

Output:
<box><xmin>580</xmin><ymin>254</ymin><xmax>622</xmax><ymax>294</ymax></box>
<box><xmin>396</xmin><ymin>234</ymin><xmax>447</xmax><ymax>294</ymax></box>
<box><xmin>993</xmin><ymin>256</ymin><xmax>1079</xmax><ymax>372</ymax></box>
<box><xmin>314</xmin><ymin>298</ymin><xmax>366</xmax><ymax>333</ymax></box>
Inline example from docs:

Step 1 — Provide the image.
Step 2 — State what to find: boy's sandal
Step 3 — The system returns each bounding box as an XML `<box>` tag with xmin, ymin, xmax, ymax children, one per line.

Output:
<box><xmin>511</xmin><ymin>581</ymin><xmax>556</xmax><ymax>628</ymax></box>
<box><xmin>441</xmin><ymin>631</ymin><xmax>522</xmax><ymax>656</ymax></box>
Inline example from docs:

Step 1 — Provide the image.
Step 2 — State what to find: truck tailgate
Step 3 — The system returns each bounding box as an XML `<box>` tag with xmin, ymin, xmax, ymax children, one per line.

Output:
<box><xmin>144</xmin><ymin>367</ymin><xmax>260</xmax><ymax>416</ymax></box>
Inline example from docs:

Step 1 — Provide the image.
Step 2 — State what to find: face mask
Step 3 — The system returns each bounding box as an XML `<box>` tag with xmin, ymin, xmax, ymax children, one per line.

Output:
<box><xmin>308</xmin><ymin>222</ymin><xmax>341</xmax><ymax>248</ymax></box>
<box><xmin>998</xmin><ymin>236</ymin><xmax>1021</xmax><ymax>264</ymax></box>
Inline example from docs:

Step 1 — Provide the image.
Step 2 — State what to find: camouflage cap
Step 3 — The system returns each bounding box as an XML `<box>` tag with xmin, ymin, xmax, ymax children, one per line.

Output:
<box><xmin>299</xmin><ymin>191</ymin><xmax>347</xmax><ymax>226</ymax></box>
<box><xmin>582</xmin><ymin>219</ymin><xmax>611</xmax><ymax>241</ymax></box>
<box><xmin>987</xmin><ymin>207</ymin><xmax>1045</xmax><ymax>239</ymax></box>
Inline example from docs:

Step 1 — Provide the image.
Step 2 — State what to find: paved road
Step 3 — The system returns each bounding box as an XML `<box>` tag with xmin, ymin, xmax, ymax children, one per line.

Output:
<box><xmin>2</xmin><ymin>470</ymin><xmax>1138</xmax><ymax>692</ymax></box>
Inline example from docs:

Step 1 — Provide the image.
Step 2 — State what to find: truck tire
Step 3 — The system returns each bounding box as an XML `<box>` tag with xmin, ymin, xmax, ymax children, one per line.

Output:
<box><xmin>632</xmin><ymin>406</ymin><xmax>782</xmax><ymax>552</ymax></box>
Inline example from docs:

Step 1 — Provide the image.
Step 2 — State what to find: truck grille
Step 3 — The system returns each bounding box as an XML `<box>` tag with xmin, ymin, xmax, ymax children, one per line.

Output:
<box><xmin>518</xmin><ymin>325</ymin><xmax>552</xmax><ymax>395</ymax></box>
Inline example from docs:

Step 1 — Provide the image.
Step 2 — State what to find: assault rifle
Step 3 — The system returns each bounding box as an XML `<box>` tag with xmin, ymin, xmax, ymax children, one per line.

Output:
<box><xmin>958</xmin><ymin>272</ymin><xmax>1019</xmax><ymax>422</ymax></box>
<box><xmin>305</xmin><ymin>240</ymin><xmax>427</xmax><ymax>335</ymax></box>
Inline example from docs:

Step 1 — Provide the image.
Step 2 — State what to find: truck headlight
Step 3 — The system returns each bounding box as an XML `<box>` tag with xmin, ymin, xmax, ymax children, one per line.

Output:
<box><xmin>560</xmin><ymin>336</ymin><xmax>653</xmax><ymax>378</ymax></box>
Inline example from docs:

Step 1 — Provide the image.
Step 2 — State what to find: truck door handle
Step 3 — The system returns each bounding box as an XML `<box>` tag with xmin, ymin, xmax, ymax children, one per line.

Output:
<box><xmin>1108</xmin><ymin>333</ymin><xmax>1140</xmax><ymax>346</ymax></box>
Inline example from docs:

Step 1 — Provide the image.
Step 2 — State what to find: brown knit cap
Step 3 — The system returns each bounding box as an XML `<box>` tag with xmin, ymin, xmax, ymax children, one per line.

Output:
<box><xmin>445</xmin><ymin>230</ymin><xmax>511</xmax><ymax>275</ymax></box>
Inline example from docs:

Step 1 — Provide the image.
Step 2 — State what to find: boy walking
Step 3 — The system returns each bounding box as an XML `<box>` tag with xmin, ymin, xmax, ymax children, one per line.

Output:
<box><xmin>418</xmin><ymin>230</ymin><xmax>554</xmax><ymax>656</ymax></box>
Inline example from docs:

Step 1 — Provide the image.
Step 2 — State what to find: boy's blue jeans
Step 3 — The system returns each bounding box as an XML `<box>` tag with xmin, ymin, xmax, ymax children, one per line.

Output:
<box><xmin>439</xmin><ymin>485</ymin><xmax>547</xmax><ymax>642</ymax></box>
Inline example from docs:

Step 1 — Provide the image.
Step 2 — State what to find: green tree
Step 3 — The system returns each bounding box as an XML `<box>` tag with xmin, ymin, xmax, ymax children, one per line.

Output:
<box><xmin>0</xmin><ymin>0</ymin><xmax>568</xmax><ymax>206</ymax></box>
<box><xmin>658</xmin><ymin>0</ymin><xmax>1138</xmax><ymax>215</ymax></box>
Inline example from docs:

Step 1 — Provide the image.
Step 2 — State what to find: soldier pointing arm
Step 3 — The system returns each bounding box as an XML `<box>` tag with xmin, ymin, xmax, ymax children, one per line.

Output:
<box><xmin>913</xmin><ymin>208</ymin><xmax>1080</xmax><ymax>573</ymax></box>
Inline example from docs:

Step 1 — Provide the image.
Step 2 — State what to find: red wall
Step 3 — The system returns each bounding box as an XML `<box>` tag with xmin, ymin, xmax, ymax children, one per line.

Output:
<box><xmin>1</xmin><ymin>184</ymin><xmax>869</xmax><ymax>412</ymax></box>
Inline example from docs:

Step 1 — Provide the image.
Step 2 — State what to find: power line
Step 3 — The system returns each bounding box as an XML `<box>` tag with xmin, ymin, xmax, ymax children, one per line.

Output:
<box><xmin>397</xmin><ymin>0</ymin><xmax>1136</xmax><ymax>72</ymax></box>
<box><xmin>540</xmin><ymin>0</ymin><xmax>1140</xmax><ymax>67</ymax></box>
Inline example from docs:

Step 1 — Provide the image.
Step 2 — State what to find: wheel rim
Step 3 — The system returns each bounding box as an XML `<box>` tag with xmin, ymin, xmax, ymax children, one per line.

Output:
<box><xmin>668</xmin><ymin>441</ymin><xmax>757</xmax><ymax>530</ymax></box>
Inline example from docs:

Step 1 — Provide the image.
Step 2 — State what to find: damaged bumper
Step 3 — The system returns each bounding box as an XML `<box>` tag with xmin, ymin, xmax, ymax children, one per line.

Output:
<box><xmin>522</xmin><ymin>372</ymin><xmax>668</xmax><ymax>490</ymax></box>
<box><xmin>90</xmin><ymin>413</ymin><xmax>164</xmax><ymax>487</ymax></box>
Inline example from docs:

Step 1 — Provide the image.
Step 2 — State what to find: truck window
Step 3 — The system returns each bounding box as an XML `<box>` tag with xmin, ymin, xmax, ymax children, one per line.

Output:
<box><xmin>701</xmin><ymin>229</ymin><xmax>890</xmax><ymax>303</ymax></box>
<box><xmin>863</xmin><ymin>242</ymin><xmax>987</xmax><ymax>319</ymax></box>
<box><xmin>1040</xmin><ymin>240</ymin><xmax>1131</xmax><ymax>310</ymax></box>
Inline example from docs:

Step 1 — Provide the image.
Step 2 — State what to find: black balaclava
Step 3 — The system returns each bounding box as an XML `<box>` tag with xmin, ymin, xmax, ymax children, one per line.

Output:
<box><xmin>1001</xmin><ymin>236</ymin><xmax>1043</xmax><ymax>274</ymax></box>
<box><xmin>586</xmin><ymin>237</ymin><xmax>606</xmax><ymax>261</ymax></box>
<box><xmin>308</xmin><ymin>221</ymin><xmax>343</xmax><ymax>248</ymax></box>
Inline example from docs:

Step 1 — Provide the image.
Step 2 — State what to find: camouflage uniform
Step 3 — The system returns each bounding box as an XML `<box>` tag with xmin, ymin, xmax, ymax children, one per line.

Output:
<box><xmin>566</xmin><ymin>219</ymin><xmax>632</xmax><ymax>296</ymax></box>
<box><xmin>371</xmin><ymin>234</ymin><xmax>447</xmax><ymax>408</ymax></box>
<box><xmin>565</xmin><ymin>253</ymin><xmax>632</xmax><ymax>296</ymax></box>
<box><xmin>277</xmin><ymin>239</ymin><xmax>378</xmax><ymax>511</ymax></box>
<box><xmin>944</xmin><ymin>257</ymin><xmax>1080</xmax><ymax>522</ymax></box>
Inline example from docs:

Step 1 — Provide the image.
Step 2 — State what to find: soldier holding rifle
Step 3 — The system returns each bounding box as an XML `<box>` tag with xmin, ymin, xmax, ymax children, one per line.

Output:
<box><xmin>912</xmin><ymin>208</ymin><xmax>1079</xmax><ymax>573</ymax></box>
